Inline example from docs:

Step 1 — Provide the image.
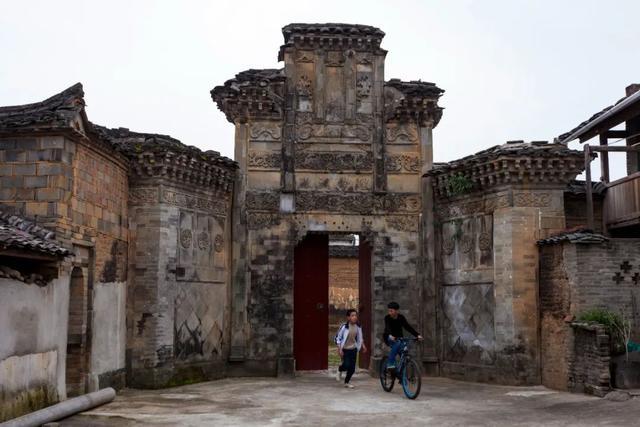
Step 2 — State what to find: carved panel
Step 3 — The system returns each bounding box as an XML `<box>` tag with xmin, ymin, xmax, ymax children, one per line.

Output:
<box><xmin>294</xmin><ymin>151</ymin><xmax>373</xmax><ymax>171</ymax></box>
<box><xmin>246</xmin><ymin>191</ymin><xmax>280</xmax><ymax>211</ymax></box>
<box><xmin>249</xmin><ymin>124</ymin><xmax>282</xmax><ymax>141</ymax></box>
<box><xmin>442</xmin><ymin>284</ymin><xmax>496</xmax><ymax>365</ymax></box>
<box><xmin>298</xmin><ymin>176</ymin><xmax>371</xmax><ymax>192</ymax></box>
<box><xmin>437</xmin><ymin>195</ymin><xmax>510</xmax><ymax>220</ymax></box>
<box><xmin>295</xmin><ymin>192</ymin><xmax>420</xmax><ymax>214</ymax></box>
<box><xmin>247</xmin><ymin>213</ymin><xmax>281</xmax><ymax>230</ymax></box>
<box><xmin>356</xmin><ymin>75</ymin><xmax>371</xmax><ymax>98</ymax></box>
<box><xmin>514</xmin><ymin>192</ymin><xmax>551</xmax><ymax>207</ymax></box>
<box><xmin>440</xmin><ymin>214</ymin><xmax>493</xmax><ymax>271</ymax></box>
<box><xmin>296</xmin><ymin>124</ymin><xmax>370</xmax><ymax>142</ymax></box>
<box><xmin>177</xmin><ymin>212</ymin><xmax>225</xmax><ymax>283</ymax></box>
<box><xmin>295</xmin><ymin>50</ymin><xmax>314</xmax><ymax>63</ymax></box>
<box><xmin>326</xmin><ymin>51</ymin><xmax>345</xmax><ymax>67</ymax></box>
<box><xmin>161</xmin><ymin>189</ymin><xmax>228</xmax><ymax>217</ymax></box>
<box><xmin>248</xmin><ymin>151</ymin><xmax>282</xmax><ymax>169</ymax></box>
<box><xmin>386</xmin><ymin>124</ymin><xmax>419</xmax><ymax>144</ymax></box>
<box><xmin>385</xmin><ymin>153</ymin><xmax>420</xmax><ymax>173</ymax></box>
<box><xmin>386</xmin><ymin>215</ymin><xmax>419</xmax><ymax>232</ymax></box>
<box><xmin>129</xmin><ymin>187</ymin><xmax>159</xmax><ymax>205</ymax></box>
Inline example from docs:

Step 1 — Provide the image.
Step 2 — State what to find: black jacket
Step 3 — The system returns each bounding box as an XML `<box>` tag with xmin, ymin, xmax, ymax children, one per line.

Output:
<box><xmin>383</xmin><ymin>314</ymin><xmax>419</xmax><ymax>342</ymax></box>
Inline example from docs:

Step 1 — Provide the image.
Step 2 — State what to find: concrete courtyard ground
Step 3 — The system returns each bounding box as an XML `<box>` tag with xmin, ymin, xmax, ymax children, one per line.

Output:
<box><xmin>59</xmin><ymin>372</ymin><xmax>640</xmax><ymax>426</ymax></box>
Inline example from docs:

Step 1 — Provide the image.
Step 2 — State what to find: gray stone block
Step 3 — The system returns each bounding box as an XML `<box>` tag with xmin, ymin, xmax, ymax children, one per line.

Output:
<box><xmin>25</xmin><ymin>176</ymin><xmax>48</xmax><ymax>188</ymax></box>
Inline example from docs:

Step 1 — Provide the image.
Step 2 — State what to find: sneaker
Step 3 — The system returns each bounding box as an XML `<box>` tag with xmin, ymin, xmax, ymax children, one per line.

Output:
<box><xmin>336</xmin><ymin>368</ymin><xmax>342</xmax><ymax>382</ymax></box>
<box><xmin>386</xmin><ymin>363</ymin><xmax>396</xmax><ymax>371</ymax></box>
<box><xmin>345</xmin><ymin>383</ymin><xmax>355</xmax><ymax>389</ymax></box>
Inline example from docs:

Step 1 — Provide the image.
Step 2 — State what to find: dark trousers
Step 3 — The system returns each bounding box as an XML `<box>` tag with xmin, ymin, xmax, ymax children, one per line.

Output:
<box><xmin>339</xmin><ymin>348</ymin><xmax>358</xmax><ymax>383</ymax></box>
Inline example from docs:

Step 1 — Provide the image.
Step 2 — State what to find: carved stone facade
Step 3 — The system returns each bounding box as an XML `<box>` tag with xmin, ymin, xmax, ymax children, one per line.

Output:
<box><xmin>212</xmin><ymin>23</ymin><xmax>443</xmax><ymax>374</ymax></box>
<box><xmin>425</xmin><ymin>141</ymin><xmax>585</xmax><ymax>384</ymax></box>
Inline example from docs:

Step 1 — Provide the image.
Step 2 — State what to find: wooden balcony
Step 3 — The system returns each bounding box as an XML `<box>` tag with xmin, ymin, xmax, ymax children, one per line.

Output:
<box><xmin>605</xmin><ymin>172</ymin><xmax>640</xmax><ymax>229</ymax></box>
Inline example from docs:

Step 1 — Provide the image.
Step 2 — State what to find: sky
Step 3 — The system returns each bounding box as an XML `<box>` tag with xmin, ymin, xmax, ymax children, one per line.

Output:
<box><xmin>1</xmin><ymin>0</ymin><xmax>639</xmax><ymax>180</ymax></box>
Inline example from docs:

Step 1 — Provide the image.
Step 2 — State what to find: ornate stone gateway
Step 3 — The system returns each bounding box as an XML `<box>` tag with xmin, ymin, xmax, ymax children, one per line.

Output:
<box><xmin>212</xmin><ymin>23</ymin><xmax>443</xmax><ymax>374</ymax></box>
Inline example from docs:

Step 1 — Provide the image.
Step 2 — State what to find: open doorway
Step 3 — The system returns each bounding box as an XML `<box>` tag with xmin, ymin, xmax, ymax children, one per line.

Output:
<box><xmin>293</xmin><ymin>233</ymin><xmax>371</xmax><ymax>371</ymax></box>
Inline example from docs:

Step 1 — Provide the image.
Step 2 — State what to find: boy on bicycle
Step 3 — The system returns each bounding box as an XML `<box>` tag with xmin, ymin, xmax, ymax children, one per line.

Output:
<box><xmin>383</xmin><ymin>301</ymin><xmax>422</xmax><ymax>370</ymax></box>
<box><xmin>335</xmin><ymin>309</ymin><xmax>368</xmax><ymax>388</ymax></box>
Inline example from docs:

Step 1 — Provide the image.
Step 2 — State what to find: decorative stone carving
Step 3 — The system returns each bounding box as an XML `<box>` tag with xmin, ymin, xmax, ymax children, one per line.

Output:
<box><xmin>246</xmin><ymin>191</ymin><xmax>280</xmax><ymax>211</ymax></box>
<box><xmin>247</xmin><ymin>213</ymin><xmax>281</xmax><ymax>230</ymax></box>
<box><xmin>214</xmin><ymin>234</ymin><xmax>224</xmax><ymax>252</ymax></box>
<box><xmin>356</xmin><ymin>75</ymin><xmax>372</xmax><ymax>98</ymax></box>
<box><xmin>295</xmin><ymin>50</ymin><xmax>314</xmax><ymax>63</ymax></box>
<box><xmin>197</xmin><ymin>232</ymin><xmax>210</xmax><ymax>250</ymax></box>
<box><xmin>478</xmin><ymin>232</ymin><xmax>492</xmax><ymax>251</ymax></box>
<box><xmin>296</xmin><ymin>74</ymin><xmax>313</xmax><ymax>98</ymax></box>
<box><xmin>386</xmin><ymin>154</ymin><xmax>420</xmax><ymax>173</ymax></box>
<box><xmin>180</xmin><ymin>229</ymin><xmax>192</xmax><ymax>249</ymax></box>
<box><xmin>250</xmin><ymin>124</ymin><xmax>282</xmax><ymax>141</ymax></box>
<box><xmin>326</xmin><ymin>50</ymin><xmax>345</xmax><ymax>67</ymax></box>
<box><xmin>162</xmin><ymin>189</ymin><xmax>228</xmax><ymax>217</ymax></box>
<box><xmin>514</xmin><ymin>192</ymin><xmax>551</xmax><ymax>207</ymax></box>
<box><xmin>386</xmin><ymin>215</ymin><xmax>419</xmax><ymax>232</ymax></box>
<box><xmin>386</xmin><ymin>125</ymin><xmax>419</xmax><ymax>143</ymax></box>
<box><xmin>442</xmin><ymin>238</ymin><xmax>455</xmax><ymax>256</ymax></box>
<box><xmin>248</xmin><ymin>151</ymin><xmax>282</xmax><ymax>169</ymax></box>
<box><xmin>129</xmin><ymin>187</ymin><xmax>158</xmax><ymax>204</ymax></box>
<box><xmin>460</xmin><ymin>236</ymin><xmax>474</xmax><ymax>254</ymax></box>
<box><xmin>436</xmin><ymin>195</ymin><xmax>510</xmax><ymax>220</ymax></box>
<box><xmin>295</xmin><ymin>192</ymin><xmax>420</xmax><ymax>214</ymax></box>
<box><xmin>296</xmin><ymin>124</ymin><xmax>370</xmax><ymax>142</ymax></box>
<box><xmin>294</xmin><ymin>151</ymin><xmax>373</xmax><ymax>171</ymax></box>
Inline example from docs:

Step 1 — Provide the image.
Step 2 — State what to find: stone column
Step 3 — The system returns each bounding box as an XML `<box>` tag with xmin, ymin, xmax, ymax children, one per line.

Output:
<box><xmin>230</xmin><ymin>123</ymin><xmax>249</xmax><ymax>361</ymax></box>
<box><xmin>419</xmin><ymin>123</ymin><xmax>438</xmax><ymax>373</ymax></box>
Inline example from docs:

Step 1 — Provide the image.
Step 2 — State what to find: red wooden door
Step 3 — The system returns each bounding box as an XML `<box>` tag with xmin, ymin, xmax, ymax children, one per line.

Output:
<box><xmin>294</xmin><ymin>234</ymin><xmax>329</xmax><ymax>370</ymax></box>
<box><xmin>358</xmin><ymin>240</ymin><xmax>372</xmax><ymax>369</ymax></box>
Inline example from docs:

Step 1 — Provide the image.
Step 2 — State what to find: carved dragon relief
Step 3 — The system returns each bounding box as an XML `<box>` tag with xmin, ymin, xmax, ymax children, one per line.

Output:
<box><xmin>294</xmin><ymin>151</ymin><xmax>373</xmax><ymax>171</ymax></box>
<box><xmin>386</xmin><ymin>124</ymin><xmax>419</xmax><ymax>144</ymax></box>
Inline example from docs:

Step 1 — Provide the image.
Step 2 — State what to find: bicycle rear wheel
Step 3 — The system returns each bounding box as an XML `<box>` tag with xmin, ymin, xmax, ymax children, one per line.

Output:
<box><xmin>379</xmin><ymin>358</ymin><xmax>395</xmax><ymax>392</ymax></box>
<box><xmin>401</xmin><ymin>358</ymin><xmax>421</xmax><ymax>399</ymax></box>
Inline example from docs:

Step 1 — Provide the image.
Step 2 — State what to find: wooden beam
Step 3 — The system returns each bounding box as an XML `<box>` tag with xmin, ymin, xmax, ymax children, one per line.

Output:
<box><xmin>599</xmin><ymin>133</ymin><xmax>610</xmax><ymax>183</ymax></box>
<box><xmin>605</xmin><ymin>130</ymin><xmax>629</xmax><ymax>139</ymax></box>
<box><xmin>585</xmin><ymin>145</ymin><xmax>594</xmax><ymax>231</ymax></box>
<box><xmin>590</xmin><ymin>145</ymin><xmax>640</xmax><ymax>152</ymax></box>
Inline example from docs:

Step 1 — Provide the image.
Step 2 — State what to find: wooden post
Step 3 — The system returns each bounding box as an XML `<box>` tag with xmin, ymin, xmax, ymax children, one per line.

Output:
<box><xmin>599</xmin><ymin>133</ymin><xmax>610</xmax><ymax>183</ymax></box>
<box><xmin>585</xmin><ymin>144</ymin><xmax>594</xmax><ymax>231</ymax></box>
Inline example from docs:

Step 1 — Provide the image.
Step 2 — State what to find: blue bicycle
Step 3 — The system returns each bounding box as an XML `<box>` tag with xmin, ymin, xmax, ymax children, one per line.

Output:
<box><xmin>379</xmin><ymin>337</ymin><xmax>422</xmax><ymax>399</ymax></box>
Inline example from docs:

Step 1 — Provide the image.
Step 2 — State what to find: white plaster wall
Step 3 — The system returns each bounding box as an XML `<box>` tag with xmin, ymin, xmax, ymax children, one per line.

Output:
<box><xmin>89</xmin><ymin>280</ymin><xmax>126</xmax><ymax>389</ymax></box>
<box><xmin>0</xmin><ymin>275</ymin><xmax>70</xmax><ymax>400</ymax></box>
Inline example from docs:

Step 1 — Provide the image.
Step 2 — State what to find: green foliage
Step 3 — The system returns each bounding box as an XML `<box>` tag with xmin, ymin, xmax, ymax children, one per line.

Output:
<box><xmin>577</xmin><ymin>308</ymin><xmax>629</xmax><ymax>354</ymax></box>
<box><xmin>446</xmin><ymin>174</ymin><xmax>473</xmax><ymax>196</ymax></box>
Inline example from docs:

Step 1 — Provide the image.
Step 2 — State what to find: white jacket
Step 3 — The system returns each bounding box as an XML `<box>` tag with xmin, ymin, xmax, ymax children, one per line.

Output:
<box><xmin>336</xmin><ymin>323</ymin><xmax>364</xmax><ymax>351</ymax></box>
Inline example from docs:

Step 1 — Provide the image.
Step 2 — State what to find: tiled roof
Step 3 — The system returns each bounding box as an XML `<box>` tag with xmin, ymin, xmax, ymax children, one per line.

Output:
<box><xmin>565</xmin><ymin>180</ymin><xmax>607</xmax><ymax>196</ymax></box>
<box><xmin>557</xmin><ymin>85</ymin><xmax>640</xmax><ymax>143</ymax></box>
<box><xmin>0</xmin><ymin>83</ymin><xmax>86</xmax><ymax>132</ymax></box>
<box><xmin>385</xmin><ymin>79</ymin><xmax>444</xmax><ymax>99</ymax></box>
<box><xmin>0</xmin><ymin>208</ymin><xmax>70</xmax><ymax>257</ymax></box>
<box><xmin>328</xmin><ymin>245</ymin><xmax>359</xmax><ymax>258</ymax></box>
<box><xmin>91</xmin><ymin>125</ymin><xmax>236</xmax><ymax>169</ymax></box>
<box><xmin>536</xmin><ymin>227</ymin><xmax>608</xmax><ymax>246</ymax></box>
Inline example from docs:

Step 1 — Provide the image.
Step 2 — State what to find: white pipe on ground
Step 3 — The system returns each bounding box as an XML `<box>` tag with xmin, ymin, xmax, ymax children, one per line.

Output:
<box><xmin>1</xmin><ymin>387</ymin><xmax>116</xmax><ymax>427</ymax></box>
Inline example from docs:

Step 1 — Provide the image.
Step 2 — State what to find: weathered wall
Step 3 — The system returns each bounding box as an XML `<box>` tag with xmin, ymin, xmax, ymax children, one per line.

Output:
<box><xmin>127</xmin><ymin>181</ymin><xmax>232</xmax><ymax>388</ymax></box>
<box><xmin>436</xmin><ymin>186</ymin><xmax>569</xmax><ymax>385</ymax></box>
<box><xmin>0</xmin><ymin>274</ymin><xmax>70</xmax><ymax>422</ymax></box>
<box><xmin>568</xmin><ymin>323</ymin><xmax>611</xmax><ymax>396</ymax></box>
<box><xmin>0</xmin><ymin>133</ymin><xmax>129</xmax><ymax>394</ymax></box>
<box><xmin>539</xmin><ymin>237</ymin><xmax>640</xmax><ymax>391</ymax></box>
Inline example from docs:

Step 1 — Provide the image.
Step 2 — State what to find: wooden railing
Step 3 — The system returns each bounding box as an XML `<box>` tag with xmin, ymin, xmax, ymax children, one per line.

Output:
<box><xmin>605</xmin><ymin>172</ymin><xmax>640</xmax><ymax>229</ymax></box>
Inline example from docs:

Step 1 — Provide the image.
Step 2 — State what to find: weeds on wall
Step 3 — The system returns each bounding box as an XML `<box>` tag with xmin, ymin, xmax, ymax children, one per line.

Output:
<box><xmin>445</xmin><ymin>174</ymin><xmax>473</xmax><ymax>196</ymax></box>
<box><xmin>578</xmin><ymin>308</ymin><xmax>632</xmax><ymax>360</ymax></box>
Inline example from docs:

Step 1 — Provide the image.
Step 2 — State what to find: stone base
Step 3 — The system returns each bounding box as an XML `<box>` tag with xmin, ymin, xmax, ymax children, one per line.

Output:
<box><xmin>441</xmin><ymin>361</ymin><xmax>539</xmax><ymax>386</ymax></box>
<box><xmin>226</xmin><ymin>359</ymin><xmax>278</xmax><ymax>377</ymax></box>
<box><xmin>98</xmin><ymin>368</ymin><xmax>126</xmax><ymax>391</ymax></box>
<box><xmin>612</xmin><ymin>354</ymin><xmax>640</xmax><ymax>389</ymax></box>
<box><xmin>128</xmin><ymin>361</ymin><xmax>226</xmax><ymax>389</ymax></box>
<box><xmin>277</xmin><ymin>357</ymin><xmax>295</xmax><ymax>377</ymax></box>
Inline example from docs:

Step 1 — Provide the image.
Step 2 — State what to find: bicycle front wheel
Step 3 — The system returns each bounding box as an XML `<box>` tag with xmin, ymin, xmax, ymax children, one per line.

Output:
<box><xmin>379</xmin><ymin>358</ymin><xmax>395</xmax><ymax>392</ymax></box>
<box><xmin>401</xmin><ymin>358</ymin><xmax>421</xmax><ymax>399</ymax></box>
